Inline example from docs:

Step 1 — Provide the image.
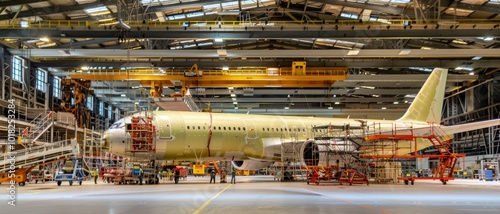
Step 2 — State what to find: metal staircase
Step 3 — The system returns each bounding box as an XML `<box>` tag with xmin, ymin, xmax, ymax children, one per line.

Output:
<box><xmin>0</xmin><ymin>139</ymin><xmax>79</xmax><ymax>172</ymax></box>
<box><xmin>183</xmin><ymin>95</ymin><xmax>201</xmax><ymax>112</ymax></box>
<box><xmin>426</xmin><ymin>127</ymin><xmax>461</xmax><ymax>182</ymax></box>
<box><xmin>23</xmin><ymin>111</ymin><xmax>55</xmax><ymax>143</ymax></box>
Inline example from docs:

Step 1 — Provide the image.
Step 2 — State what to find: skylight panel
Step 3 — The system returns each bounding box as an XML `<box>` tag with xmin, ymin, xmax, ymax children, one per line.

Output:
<box><xmin>85</xmin><ymin>6</ymin><xmax>110</xmax><ymax>16</ymax></box>
<box><xmin>488</xmin><ymin>0</ymin><xmax>500</xmax><ymax>4</ymax></box>
<box><xmin>186</xmin><ymin>11</ymin><xmax>204</xmax><ymax>18</ymax></box>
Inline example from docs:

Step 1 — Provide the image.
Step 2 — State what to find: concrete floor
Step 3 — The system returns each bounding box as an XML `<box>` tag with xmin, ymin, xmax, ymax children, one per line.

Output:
<box><xmin>2</xmin><ymin>176</ymin><xmax>500</xmax><ymax>214</ymax></box>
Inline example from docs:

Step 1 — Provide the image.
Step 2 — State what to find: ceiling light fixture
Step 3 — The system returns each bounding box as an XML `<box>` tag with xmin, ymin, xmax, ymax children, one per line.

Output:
<box><xmin>217</xmin><ymin>49</ymin><xmax>227</xmax><ymax>57</ymax></box>
<box><xmin>398</xmin><ymin>49</ymin><xmax>411</xmax><ymax>55</ymax></box>
<box><xmin>20</xmin><ymin>21</ymin><xmax>28</xmax><ymax>28</ymax></box>
<box><xmin>347</xmin><ymin>50</ymin><xmax>360</xmax><ymax>56</ymax></box>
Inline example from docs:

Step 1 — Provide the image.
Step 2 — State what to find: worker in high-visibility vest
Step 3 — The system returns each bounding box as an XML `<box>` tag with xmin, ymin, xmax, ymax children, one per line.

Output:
<box><xmin>92</xmin><ymin>169</ymin><xmax>99</xmax><ymax>184</ymax></box>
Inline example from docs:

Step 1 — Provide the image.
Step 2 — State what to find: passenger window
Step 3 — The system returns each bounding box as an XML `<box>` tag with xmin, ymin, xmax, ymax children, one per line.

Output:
<box><xmin>243</xmin><ymin>127</ymin><xmax>246</xmax><ymax>131</ymax></box>
<box><xmin>224</xmin><ymin>127</ymin><xmax>226</xmax><ymax>130</ymax></box>
<box><xmin>187</xmin><ymin>126</ymin><xmax>190</xmax><ymax>129</ymax></box>
<box><xmin>218</xmin><ymin>127</ymin><xmax>221</xmax><ymax>130</ymax></box>
<box><xmin>238</xmin><ymin>127</ymin><xmax>241</xmax><ymax>131</ymax></box>
<box><xmin>262</xmin><ymin>128</ymin><xmax>265</xmax><ymax>131</ymax></box>
<box><xmin>228</xmin><ymin>127</ymin><xmax>231</xmax><ymax>130</ymax></box>
<box><xmin>233</xmin><ymin>127</ymin><xmax>236</xmax><ymax>130</ymax></box>
<box><xmin>267</xmin><ymin>128</ymin><xmax>270</xmax><ymax>131</ymax></box>
<box><xmin>198</xmin><ymin>126</ymin><xmax>200</xmax><ymax>129</ymax></box>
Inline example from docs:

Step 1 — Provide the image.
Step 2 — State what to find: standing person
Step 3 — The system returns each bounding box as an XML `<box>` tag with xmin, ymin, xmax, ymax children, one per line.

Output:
<box><xmin>174</xmin><ymin>167</ymin><xmax>180</xmax><ymax>184</ymax></box>
<box><xmin>139</xmin><ymin>166</ymin><xmax>144</xmax><ymax>185</ymax></box>
<box><xmin>92</xmin><ymin>169</ymin><xmax>99</xmax><ymax>184</ymax></box>
<box><xmin>231</xmin><ymin>168</ymin><xmax>236</xmax><ymax>184</ymax></box>
<box><xmin>209</xmin><ymin>168</ymin><xmax>216</xmax><ymax>184</ymax></box>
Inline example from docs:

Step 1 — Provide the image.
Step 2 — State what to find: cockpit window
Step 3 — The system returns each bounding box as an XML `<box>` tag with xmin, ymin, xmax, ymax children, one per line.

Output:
<box><xmin>109</xmin><ymin>119</ymin><xmax>125</xmax><ymax>129</ymax></box>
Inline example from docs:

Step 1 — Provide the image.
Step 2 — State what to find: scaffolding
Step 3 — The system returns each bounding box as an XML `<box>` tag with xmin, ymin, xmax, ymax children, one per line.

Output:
<box><xmin>362</xmin><ymin>123</ymin><xmax>465</xmax><ymax>185</ymax></box>
<box><xmin>277</xmin><ymin>127</ymin><xmax>306</xmax><ymax>181</ymax></box>
<box><xmin>82</xmin><ymin>128</ymin><xmax>104</xmax><ymax>173</ymax></box>
<box><xmin>114</xmin><ymin>111</ymin><xmax>159</xmax><ymax>185</ymax></box>
<box><xmin>125</xmin><ymin>113</ymin><xmax>156</xmax><ymax>157</ymax></box>
<box><xmin>300</xmin><ymin>123</ymin><xmax>369</xmax><ymax>185</ymax></box>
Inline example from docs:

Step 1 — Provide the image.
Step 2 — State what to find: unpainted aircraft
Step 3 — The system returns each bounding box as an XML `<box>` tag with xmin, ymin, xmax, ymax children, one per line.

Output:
<box><xmin>101</xmin><ymin>68</ymin><xmax>500</xmax><ymax>170</ymax></box>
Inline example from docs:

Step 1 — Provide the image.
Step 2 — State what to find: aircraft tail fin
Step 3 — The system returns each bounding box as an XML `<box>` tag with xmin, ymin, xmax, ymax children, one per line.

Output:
<box><xmin>397</xmin><ymin>68</ymin><xmax>448</xmax><ymax>124</ymax></box>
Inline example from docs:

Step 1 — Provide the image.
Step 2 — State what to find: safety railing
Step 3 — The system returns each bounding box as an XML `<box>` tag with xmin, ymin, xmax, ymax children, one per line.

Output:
<box><xmin>66</xmin><ymin>67</ymin><xmax>348</xmax><ymax>77</ymax></box>
<box><xmin>1</xmin><ymin>19</ymin><xmax>499</xmax><ymax>29</ymax></box>
<box><xmin>0</xmin><ymin>139</ymin><xmax>78</xmax><ymax>171</ymax></box>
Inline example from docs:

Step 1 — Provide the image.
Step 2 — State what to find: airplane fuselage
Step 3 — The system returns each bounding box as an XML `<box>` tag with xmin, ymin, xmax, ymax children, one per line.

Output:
<box><xmin>106</xmin><ymin>111</ymin><xmax>428</xmax><ymax>162</ymax></box>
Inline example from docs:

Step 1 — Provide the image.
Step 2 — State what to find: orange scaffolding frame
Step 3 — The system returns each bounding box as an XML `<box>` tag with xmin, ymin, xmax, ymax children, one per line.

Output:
<box><xmin>362</xmin><ymin>124</ymin><xmax>465</xmax><ymax>185</ymax></box>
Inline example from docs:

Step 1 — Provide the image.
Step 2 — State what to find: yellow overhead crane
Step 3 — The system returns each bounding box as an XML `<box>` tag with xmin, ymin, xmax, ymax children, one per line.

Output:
<box><xmin>69</xmin><ymin>62</ymin><xmax>348</xmax><ymax>98</ymax></box>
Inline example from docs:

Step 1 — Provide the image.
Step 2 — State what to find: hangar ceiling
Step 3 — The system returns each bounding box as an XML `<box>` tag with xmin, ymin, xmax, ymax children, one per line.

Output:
<box><xmin>0</xmin><ymin>0</ymin><xmax>499</xmax><ymax>119</ymax></box>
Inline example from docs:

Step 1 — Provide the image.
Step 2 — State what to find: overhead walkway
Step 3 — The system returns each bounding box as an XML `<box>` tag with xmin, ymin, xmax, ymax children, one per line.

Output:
<box><xmin>0</xmin><ymin>139</ymin><xmax>79</xmax><ymax>172</ymax></box>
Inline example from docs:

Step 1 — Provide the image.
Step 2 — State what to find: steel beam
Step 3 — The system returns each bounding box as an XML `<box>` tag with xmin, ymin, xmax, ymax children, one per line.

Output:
<box><xmin>0</xmin><ymin>46</ymin><xmax>4</xmax><ymax>100</ymax></box>
<box><xmin>55</xmin><ymin>39</ymin><xmax>117</xmax><ymax>49</ymax></box>
<box><xmin>1</xmin><ymin>26</ymin><xmax>499</xmax><ymax>39</ymax></box>
<box><xmin>32</xmin><ymin>59</ymin><xmax>500</xmax><ymax>69</ymax></box>
<box><xmin>0</xmin><ymin>0</ymin><xmax>41</xmax><ymax>7</ymax></box>
<box><xmin>11</xmin><ymin>49</ymin><xmax>500</xmax><ymax>58</ymax></box>
<box><xmin>304</xmin><ymin>0</ymin><xmax>403</xmax><ymax>15</ymax></box>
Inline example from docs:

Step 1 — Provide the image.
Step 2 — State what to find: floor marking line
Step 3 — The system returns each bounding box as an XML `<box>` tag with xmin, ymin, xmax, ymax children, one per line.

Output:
<box><xmin>193</xmin><ymin>184</ymin><xmax>232</xmax><ymax>214</ymax></box>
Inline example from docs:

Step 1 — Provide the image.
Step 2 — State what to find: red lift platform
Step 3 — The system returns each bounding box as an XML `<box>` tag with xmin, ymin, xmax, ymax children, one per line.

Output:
<box><xmin>301</xmin><ymin>165</ymin><xmax>369</xmax><ymax>186</ymax></box>
<box><xmin>338</xmin><ymin>169</ymin><xmax>369</xmax><ymax>186</ymax></box>
<box><xmin>302</xmin><ymin>165</ymin><xmax>337</xmax><ymax>185</ymax></box>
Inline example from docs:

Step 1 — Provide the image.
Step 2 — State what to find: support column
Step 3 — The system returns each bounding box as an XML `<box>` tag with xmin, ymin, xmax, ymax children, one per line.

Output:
<box><xmin>0</xmin><ymin>46</ymin><xmax>4</xmax><ymax>100</ymax></box>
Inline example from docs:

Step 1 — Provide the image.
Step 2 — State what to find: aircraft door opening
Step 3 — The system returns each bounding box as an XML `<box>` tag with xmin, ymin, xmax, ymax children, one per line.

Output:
<box><xmin>157</xmin><ymin>115</ymin><xmax>172</xmax><ymax>139</ymax></box>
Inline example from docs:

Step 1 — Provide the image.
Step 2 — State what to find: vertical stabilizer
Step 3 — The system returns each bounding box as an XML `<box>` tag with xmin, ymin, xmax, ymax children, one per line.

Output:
<box><xmin>397</xmin><ymin>68</ymin><xmax>448</xmax><ymax>124</ymax></box>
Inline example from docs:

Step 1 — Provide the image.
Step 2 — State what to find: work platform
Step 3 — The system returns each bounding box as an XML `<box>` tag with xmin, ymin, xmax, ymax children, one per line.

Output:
<box><xmin>361</xmin><ymin>123</ymin><xmax>465</xmax><ymax>185</ymax></box>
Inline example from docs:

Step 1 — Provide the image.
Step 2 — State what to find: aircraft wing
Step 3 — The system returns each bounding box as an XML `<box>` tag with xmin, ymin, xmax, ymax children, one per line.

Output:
<box><xmin>372</xmin><ymin>119</ymin><xmax>500</xmax><ymax>137</ymax></box>
<box><xmin>438</xmin><ymin>119</ymin><xmax>500</xmax><ymax>135</ymax></box>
